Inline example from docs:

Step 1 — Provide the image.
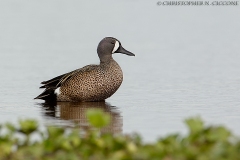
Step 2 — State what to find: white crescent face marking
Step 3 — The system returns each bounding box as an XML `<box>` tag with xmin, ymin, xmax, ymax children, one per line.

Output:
<box><xmin>112</xmin><ymin>41</ymin><xmax>120</xmax><ymax>53</ymax></box>
<box><xmin>54</xmin><ymin>87</ymin><xmax>61</xmax><ymax>95</ymax></box>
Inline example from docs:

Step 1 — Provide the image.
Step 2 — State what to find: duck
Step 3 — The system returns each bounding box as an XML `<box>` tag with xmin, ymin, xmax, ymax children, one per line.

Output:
<box><xmin>34</xmin><ymin>37</ymin><xmax>135</xmax><ymax>102</ymax></box>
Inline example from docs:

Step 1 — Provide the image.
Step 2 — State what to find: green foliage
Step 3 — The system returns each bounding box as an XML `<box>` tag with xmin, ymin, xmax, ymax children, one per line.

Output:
<box><xmin>19</xmin><ymin>119</ymin><xmax>38</xmax><ymax>135</ymax></box>
<box><xmin>87</xmin><ymin>109</ymin><xmax>110</xmax><ymax>128</ymax></box>
<box><xmin>0</xmin><ymin>111</ymin><xmax>240</xmax><ymax>160</ymax></box>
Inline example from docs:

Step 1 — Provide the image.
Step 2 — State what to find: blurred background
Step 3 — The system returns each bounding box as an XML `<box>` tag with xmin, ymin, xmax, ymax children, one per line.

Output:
<box><xmin>0</xmin><ymin>0</ymin><xmax>239</xmax><ymax>141</ymax></box>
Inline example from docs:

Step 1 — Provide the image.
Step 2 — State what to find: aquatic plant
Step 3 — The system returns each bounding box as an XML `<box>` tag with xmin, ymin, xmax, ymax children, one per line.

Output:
<box><xmin>0</xmin><ymin>109</ymin><xmax>239</xmax><ymax>160</ymax></box>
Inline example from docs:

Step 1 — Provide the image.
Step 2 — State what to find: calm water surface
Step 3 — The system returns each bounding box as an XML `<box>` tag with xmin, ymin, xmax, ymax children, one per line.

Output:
<box><xmin>0</xmin><ymin>1</ymin><xmax>240</xmax><ymax>141</ymax></box>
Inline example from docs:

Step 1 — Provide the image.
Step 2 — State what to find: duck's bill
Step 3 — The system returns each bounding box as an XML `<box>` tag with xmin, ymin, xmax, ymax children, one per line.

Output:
<box><xmin>116</xmin><ymin>46</ymin><xmax>135</xmax><ymax>56</ymax></box>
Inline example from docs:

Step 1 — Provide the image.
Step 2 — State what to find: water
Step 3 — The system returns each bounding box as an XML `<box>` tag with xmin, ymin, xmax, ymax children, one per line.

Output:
<box><xmin>0</xmin><ymin>0</ymin><xmax>240</xmax><ymax>141</ymax></box>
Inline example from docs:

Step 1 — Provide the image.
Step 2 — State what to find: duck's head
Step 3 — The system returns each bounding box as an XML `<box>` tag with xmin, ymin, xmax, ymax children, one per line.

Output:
<box><xmin>97</xmin><ymin>37</ymin><xmax>135</xmax><ymax>62</ymax></box>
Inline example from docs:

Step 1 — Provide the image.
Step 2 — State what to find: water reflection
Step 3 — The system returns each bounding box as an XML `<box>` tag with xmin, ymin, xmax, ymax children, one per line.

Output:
<box><xmin>39</xmin><ymin>102</ymin><xmax>122</xmax><ymax>134</ymax></box>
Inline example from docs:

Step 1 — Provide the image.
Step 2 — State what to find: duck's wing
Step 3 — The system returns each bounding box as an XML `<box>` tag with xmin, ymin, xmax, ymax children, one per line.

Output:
<box><xmin>34</xmin><ymin>65</ymin><xmax>98</xmax><ymax>100</ymax></box>
<box><xmin>39</xmin><ymin>70</ymin><xmax>78</xmax><ymax>89</ymax></box>
<box><xmin>40</xmin><ymin>65</ymin><xmax>98</xmax><ymax>89</ymax></box>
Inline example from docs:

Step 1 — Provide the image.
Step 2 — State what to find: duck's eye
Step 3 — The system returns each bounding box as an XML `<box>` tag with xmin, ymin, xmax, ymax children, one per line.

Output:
<box><xmin>111</xmin><ymin>41</ymin><xmax>115</xmax><ymax>44</ymax></box>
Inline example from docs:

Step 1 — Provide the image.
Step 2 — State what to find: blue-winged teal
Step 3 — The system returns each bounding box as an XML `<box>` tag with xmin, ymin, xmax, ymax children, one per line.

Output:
<box><xmin>35</xmin><ymin>37</ymin><xmax>135</xmax><ymax>102</ymax></box>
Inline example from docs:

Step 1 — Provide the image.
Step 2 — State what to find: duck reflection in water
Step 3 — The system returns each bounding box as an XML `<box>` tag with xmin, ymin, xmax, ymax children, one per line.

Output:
<box><xmin>40</xmin><ymin>101</ymin><xmax>122</xmax><ymax>134</ymax></box>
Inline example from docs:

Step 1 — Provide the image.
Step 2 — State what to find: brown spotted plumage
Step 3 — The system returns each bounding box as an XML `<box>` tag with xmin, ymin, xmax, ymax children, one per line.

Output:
<box><xmin>34</xmin><ymin>37</ymin><xmax>135</xmax><ymax>102</ymax></box>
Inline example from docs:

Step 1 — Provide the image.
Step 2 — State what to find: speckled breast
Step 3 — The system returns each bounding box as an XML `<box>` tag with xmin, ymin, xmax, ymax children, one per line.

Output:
<box><xmin>58</xmin><ymin>59</ymin><xmax>123</xmax><ymax>101</ymax></box>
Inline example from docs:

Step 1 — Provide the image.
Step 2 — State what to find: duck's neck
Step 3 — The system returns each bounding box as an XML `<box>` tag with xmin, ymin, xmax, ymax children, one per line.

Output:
<box><xmin>100</xmin><ymin>58</ymin><xmax>119</xmax><ymax>70</ymax></box>
<box><xmin>99</xmin><ymin>54</ymin><xmax>114</xmax><ymax>63</ymax></box>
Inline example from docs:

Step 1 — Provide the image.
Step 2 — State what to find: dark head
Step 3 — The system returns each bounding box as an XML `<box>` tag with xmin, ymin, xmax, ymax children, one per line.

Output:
<box><xmin>97</xmin><ymin>37</ymin><xmax>135</xmax><ymax>62</ymax></box>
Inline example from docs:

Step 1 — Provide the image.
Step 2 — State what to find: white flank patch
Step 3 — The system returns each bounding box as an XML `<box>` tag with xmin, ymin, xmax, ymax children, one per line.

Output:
<box><xmin>112</xmin><ymin>41</ymin><xmax>120</xmax><ymax>53</ymax></box>
<box><xmin>54</xmin><ymin>87</ymin><xmax>61</xmax><ymax>95</ymax></box>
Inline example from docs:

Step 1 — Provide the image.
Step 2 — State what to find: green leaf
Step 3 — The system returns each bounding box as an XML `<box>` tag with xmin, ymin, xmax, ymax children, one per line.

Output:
<box><xmin>19</xmin><ymin>119</ymin><xmax>38</xmax><ymax>135</ymax></box>
<box><xmin>86</xmin><ymin>109</ymin><xmax>110</xmax><ymax>128</ymax></box>
<box><xmin>185</xmin><ymin>117</ymin><xmax>204</xmax><ymax>134</ymax></box>
<box><xmin>207</xmin><ymin>126</ymin><xmax>231</xmax><ymax>142</ymax></box>
<box><xmin>47</xmin><ymin>127</ymin><xmax>65</xmax><ymax>138</ymax></box>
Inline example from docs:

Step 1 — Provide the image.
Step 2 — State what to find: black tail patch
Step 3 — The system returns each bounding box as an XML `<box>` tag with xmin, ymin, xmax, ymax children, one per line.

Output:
<box><xmin>34</xmin><ymin>88</ymin><xmax>57</xmax><ymax>101</ymax></box>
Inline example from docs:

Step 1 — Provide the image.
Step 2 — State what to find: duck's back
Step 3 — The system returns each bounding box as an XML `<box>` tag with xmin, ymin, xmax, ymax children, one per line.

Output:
<box><xmin>58</xmin><ymin>59</ymin><xmax>123</xmax><ymax>101</ymax></box>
